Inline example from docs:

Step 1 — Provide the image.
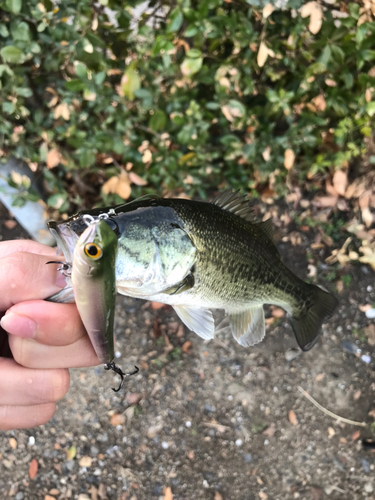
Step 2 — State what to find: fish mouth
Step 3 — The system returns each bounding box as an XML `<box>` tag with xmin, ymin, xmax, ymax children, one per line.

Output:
<box><xmin>47</xmin><ymin>220</ymin><xmax>79</xmax><ymax>263</ymax></box>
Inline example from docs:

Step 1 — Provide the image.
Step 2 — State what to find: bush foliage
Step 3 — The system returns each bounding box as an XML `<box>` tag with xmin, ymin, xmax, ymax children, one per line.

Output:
<box><xmin>0</xmin><ymin>0</ymin><xmax>375</xmax><ymax>210</ymax></box>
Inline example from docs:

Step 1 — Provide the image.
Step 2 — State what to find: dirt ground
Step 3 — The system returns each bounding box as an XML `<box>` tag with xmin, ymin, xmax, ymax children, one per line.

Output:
<box><xmin>0</xmin><ymin>200</ymin><xmax>374</xmax><ymax>500</ymax></box>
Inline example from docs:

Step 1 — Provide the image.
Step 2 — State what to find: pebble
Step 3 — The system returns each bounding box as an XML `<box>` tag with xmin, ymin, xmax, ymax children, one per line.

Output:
<box><xmin>235</xmin><ymin>439</ymin><xmax>243</xmax><ymax>447</ymax></box>
<box><xmin>364</xmin><ymin>482</ymin><xmax>373</xmax><ymax>493</ymax></box>
<box><xmin>361</xmin><ymin>355</ymin><xmax>371</xmax><ymax>364</ymax></box>
<box><xmin>28</xmin><ymin>436</ymin><xmax>35</xmax><ymax>446</ymax></box>
<box><xmin>204</xmin><ymin>404</ymin><xmax>216</xmax><ymax>413</ymax></box>
<box><xmin>361</xmin><ymin>458</ymin><xmax>371</xmax><ymax>473</ymax></box>
<box><xmin>365</xmin><ymin>308</ymin><xmax>375</xmax><ymax>319</ymax></box>
<box><xmin>185</xmin><ymin>421</ymin><xmax>191</xmax><ymax>428</ymax></box>
<box><xmin>285</xmin><ymin>349</ymin><xmax>300</xmax><ymax>362</ymax></box>
<box><xmin>342</xmin><ymin>341</ymin><xmax>361</xmax><ymax>355</ymax></box>
<box><xmin>161</xmin><ymin>441</ymin><xmax>169</xmax><ymax>449</ymax></box>
<box><xmin>244</xmin><ymin>453</ymin><xmax>252</xmax><ymax>463</ymax></box>
<box><xmin>15</xmin><ymin>493</ymin><xmax>24</xmax><ymax>500</ymax></box>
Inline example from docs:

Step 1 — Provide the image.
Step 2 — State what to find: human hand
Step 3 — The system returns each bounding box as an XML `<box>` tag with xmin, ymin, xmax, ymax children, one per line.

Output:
<box><xmin>0</xmin><ymin>239</ymin><xmax>99</xmax><ymax>431</ymax></box>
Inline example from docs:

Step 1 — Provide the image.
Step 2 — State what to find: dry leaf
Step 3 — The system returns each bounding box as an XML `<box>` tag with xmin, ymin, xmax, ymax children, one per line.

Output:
<box><xmin>352</xmin><ymin>430</ymin><xmax>361</xmax><ymax>441</ymax></box>
<box><xmin>332</xmin><ymin>170</ymin><xmax>348</xmax><ymax>196</ymax></box>
<box><xmin>182</xmin><ymin>341</ymin><xmax>192</xmax><ymax>353</ymax></box>
<box><xmin>164</xmin><ymin>486</ymin><xmax>173</xmax><ymax>500</ymax></box>
<box><xmin>315</xmin><ymin>373</ymin><xmax>324</xmax><ymax>382</ymax></box>
<box><xmin>364</xmin><ymin>324</ymin><xmax>375</xmax><ymax>346</ymax></box>
<box><xmin>9</xmin><ymin>437</ymin><xmax>17</xmax><ymax>449</ymax></box>
<box><xmin>126</xmin><ymin>393</ymin><xmax>143</xmax><ymax>405</ymax></box>
<box><xmin>214</xmin><ymin>492</ymin><xmax>224</xmax><ymax>500</ymax></box>
<box><xmin>288</xmin><ymin>410</ymin><xmax>298</xmax><ymax>426</ymax></box>
<box><xmin>262</xmin><ymin>146</ymin><xmax>271</xmax><ymax>161</ymax></box>
<box><xmin>29</xmin><ymin>458</ymin><xmax>38</xmax><ymax>480</ymax></box>
<box><xmin>257</xmin><ymin>42</ymin><xmax>269</xmax><ymax>68</ymax></box>
<box><xmin>46</xmin><ymin>149</ymin><xmax>61</xmax><ymax>169</ymax></box>
<box><xmin>259</xmin><ymin>493</ymin><xmax>268</xmax><ymax>500</ymax></box>
<box><xmin>110</xmin><ymin>413</ymin><xmax>125</xmax><ymax>426</ymax></box>
<box><xmin>102</xmin><ymin>172</ymin><xmax>131</xmax><ymax>200</ymax></box>
<box><xmin>79</xmin><ymin>456</ymin><xmax>92</xmax><ymax>467</ymax></box>
<box><xmin>142</xmin><ymin>149</ymin><xmax>152</xmax><ymax>163</ymax></box>
<box><xmin>54</xmin><ymin>102</ymin><xmax>70</xmax><ymax>120</ymax></box>
<box><xmin>312</xmin><ymin>94</ymin><xmax>326</xmax><ymax>111</ymax></box>
<box><xmin>353</xmin><ymin>389</ymin><xmax>361</xmax><ymax>400</ymax></box>
<box><xmin>284</xmin><ymin>149</ymin><xmax>295</xmax><ymax>170</ymax></box>
<box><xmin>128</xmin><ymin>171</ymin><xmax>147</xmax><ymax>186</ymax></box>
<box><xmin>263</xmin><ymin>3</ymin><xmax>274</xmax><ymax>18</ymax></box>
<box><xmin>328</xmin><ymin>427</ymin><xmax>335</xmax><ymax>438</ymax></box>
<box><xmin>300</xmin><ymin>1</ymin><xmax>323</xmax><ymax>34</ymax></box>
<box><xmin>4</xmin><ymin>220</ymin><xmax>17</xmax><ymax>229</ymax></box>
<box><xmin>151</xmin><ymin>301</ymin><xmax>165</xmax><ymax>310</ymax></box>
<box><xmin>263</xmin><ymin>423</ymin><xmax>276</xmax><ymax>438</ymax></box>
<box><xmin>359</xmin><ymin>304</ymin><xmax>372</xmax><ymax>312</ymax></box>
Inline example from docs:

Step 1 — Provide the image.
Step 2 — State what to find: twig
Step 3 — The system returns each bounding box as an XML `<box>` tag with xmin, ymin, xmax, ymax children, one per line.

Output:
<box><xmin>297</xmin><ymin>386</ymin><xmax>367</xmax><ymax>427</ymax></box>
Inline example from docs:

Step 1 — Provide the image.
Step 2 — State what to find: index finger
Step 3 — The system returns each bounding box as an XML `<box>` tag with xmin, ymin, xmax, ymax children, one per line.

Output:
<box><xmin>0</xmin><ymin>251</ymin><xmax>66</xmax><ymax>310</ymax></box>
<box><xmin>0</xmin><ymin>239</ymin><xmax>57</xmax><ymax>259</ymax></box>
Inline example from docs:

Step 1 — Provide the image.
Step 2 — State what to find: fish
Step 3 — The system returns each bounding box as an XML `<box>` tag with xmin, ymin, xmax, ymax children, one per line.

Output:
<box><xmin>47</xmin><ymin>191</ymin><xmax>338</xmax><ymax>351</ymax></box>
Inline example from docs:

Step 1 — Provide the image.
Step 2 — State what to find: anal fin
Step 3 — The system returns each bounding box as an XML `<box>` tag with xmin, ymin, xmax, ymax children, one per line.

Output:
<box><xmin>173</xmin><ymin>305</ymin><xmax>215</xmax><ymax>340</ymax></box>
<box><xmin>228</xmin><ymin>306</ymin><xmax>265</xmax><ymax>347</ymax></box>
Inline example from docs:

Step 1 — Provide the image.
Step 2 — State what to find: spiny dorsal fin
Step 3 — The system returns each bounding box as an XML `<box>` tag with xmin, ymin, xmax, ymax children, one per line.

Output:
<box><xmin>211</xmin><ymin>189</ymin><xmax>257</xmax><ymax>223</ymax></box>
<box><xmin>257</xmin><ymin>218</ymin><xmax>274</xmax><ymax>240</ymax></box>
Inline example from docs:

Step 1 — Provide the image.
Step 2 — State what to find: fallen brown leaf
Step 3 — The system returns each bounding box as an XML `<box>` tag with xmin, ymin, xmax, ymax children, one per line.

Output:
<box><xmin>364</xmin><ymin>324</ymin><xmax>375</xmax><ymax>346</ymax></box>
<box><xmin>128</xmin><ymin>171</ymin><xmax>147</xmax><ymax>186</ymax></box>
<box><xmin>110</xmin><ymin>413</ymin><xmax>125</xmax><ymax>426</ymax></box>
<box><xmin>288</xmin><ymin>410</ymin><xmax>298</xmax><ymax>426</ymax></box>
<box><xmin>353</xmin><ymin>389</ymin><xmax>361</xmax><ymax>400</ymax></box>
<box><xmin>182</xmin><ymin>341</ymin><xmax>192</xmax><ymax>353</ymax></box>
<box><xmin>262</xmin><ymin>423</ymin><xmax>275</xmax><ymax>438</ymax></box>
<box><xmin>214</xmin><ymin>492</ymin><xmax>224</xmax><ymax>500</ymax></box>
<box><xmin>126</xmin><ymin>393</ymin><xmax>143</xmax><ymax>405</ymax></box>
<box><xmin>164</xmin><ymin>486</ymin><xmax>173</xmax><ymax>500</ymax></box>
<box><xmin>352</xmin><ymin>430</ymin><xmax>361</xmax><ymax>441</ymax></box>
<box><xmin>300</xmin><ymin>1</ymin><xmax>323</xmax><ymax>34</ymax></box>
<box><xmin>332</xmin><ymin>169</ymin><xmax>348</xmax><ymax>197</ymax></box>
<box><xmin>29</xmin><ymin>458</ymin><xmax>38</xmax><ymax>480</ymax></box>
<box><xmin>284</xmin><ymin>149</ymin><xmax>295</xmax><ymax>170</ymax></box>
<box><xmin>9</xmin><ymin>437</ymin><xmax>17</xmax><ymax>449</ymax></box>
<box><xmin>151</xmin><ymin>301</ymin><xmax>165</xmax><ymax>310</ymax></box>
<box><xmin>46</xmin><ymin>148</ymin><xmax>61</xmax><ymax>169</ymax></box>
<box><xmin>257</xmin><ymin>42</ymin><xmax>269</xmax><ymax>68</ymax></box>
<box><xmin>4</xmin><ymin>220</ymin><xmax>17</xmax><ymax>229</ymax></box>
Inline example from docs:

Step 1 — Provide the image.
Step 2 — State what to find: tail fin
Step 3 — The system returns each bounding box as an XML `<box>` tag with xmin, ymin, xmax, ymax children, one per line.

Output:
<box><xmin>290</xmin><ymin>285</ymin><xmax>338</xmax><ymax>351</ymax></box>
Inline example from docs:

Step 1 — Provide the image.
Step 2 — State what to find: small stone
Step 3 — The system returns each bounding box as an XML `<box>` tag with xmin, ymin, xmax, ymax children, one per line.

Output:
<box><xmin>79</xmin><ymin>456</ymin><xmax>92</xmax><ymax>468</ymax></box>
<box><xmin>361</xmin><ymin>355</ymin><xmax>371</xmax><ymax>364</ymax></box>
<box><xmin>361</xmin><ymin>458</ymin><xmax>371</xmax><ymax>473</ymax></box>
<box><xmin>364</xmin><ymin>482</ymin><xmax>373</xmax><ymax>493</ymax></box>
<box><xmin>15</xmin><ymin>493</ymin><xmax>24</xmax><ymax>500</ymax></box>
<box><xmin>204</xmin><ymin>404</ymin><xmax>216</xmax><ymax>413</ymax></box>
<box><xmin>284</xmin><ymin>349</ymin><xmax>300</xmax><ymax>362</ymax></box>
<box><xmin>185</xmin><ymin>421</ymin><xmax>191</xmax><ymax>428</ymax></box>
<box><xmin>28</xmin><ymin>436</ymin><xmax>35</xmax><ymax>446</ymax></box>
<box><xmin>365</xmin><ymin>308</ymin><xmax>375</xmax><ymax>319</ymax></box>
<box><xmin>244</xmin><ymin>453</ymin><xmax>252</xmax><ymax>463</ymax></box>
<box><xmin>161</xmin><ymin>441</ymin><xmax>169</xmax><ymax>449</ymax></box>
<box><xmin>235</xmin><ymin>439</ymin><xmax>243</xmax><ymax>447</ymax></box>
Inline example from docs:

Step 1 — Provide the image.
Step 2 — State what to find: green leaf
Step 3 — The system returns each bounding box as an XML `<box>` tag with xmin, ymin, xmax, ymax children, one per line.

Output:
<box><xmin>181</xmin><ymin>57</ymin><xmax>203</xmax><ymax>77</ymax></box>
<box><xmin>16</xmin><ymin>87</ymin><xmax>32</xmax><ymax>97</ymax></box>
<box><xmin>184</xmin><ymin>25</ymin><xmax>198</xmax><ymax>37</ymax></box>
<box><xmin>65</xmin><ymin>79</ymin><xmax>86</xmax><ymax>91</ymax></box>
<box><xmin>2</xmin><ymin>101</ymin><xmax>15</xmax><ymax>114</ymax></box>
<box><xmin>367</xmin><ymin>102</ymin><xmax>375</xmax><ymax>117</ymax></box>
<box><xmin>186</xmin><ymin>49</ymin><xmax>202</xmax><ymax>58</ymax></box>
<box><xmin>121</xmin><ymin>67</ymin><xmax>140</xmax><ymax>101</ymax></box>
<box><xmin>11</xmin><ymin>22</ymin><xmax>30</xmax><ymax>42</ymax></box>
<box><xmin>0</xmin><ymin>25</ymin><xmax>10</xmax><ymax>37</ymax></box>
<box><xmin>6</xmin><ymin>0</ymin><xmax>22</xmax><ymax>14</ymax></box>
<box><xmin>149</xmin><ymin>110</ymin><xmax>167</xmax><ymax>131</ymax></box>
<box><xmin>0</xmin><ymin>46</ymin><xmax>24</xmax><ymax>64</ymax></box>
<box><xmin>167</xmin><ymin>7</ymin><xmax>183</xmax><ymax>33</ymax></box>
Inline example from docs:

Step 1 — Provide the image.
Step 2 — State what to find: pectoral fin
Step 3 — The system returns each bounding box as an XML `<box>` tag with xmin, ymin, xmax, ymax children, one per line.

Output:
<box><xmin>173</xmin><ymin>305</ymin><xmax>215</xmax><ymax>340</ymax></box>
<box><xmin>228</xmin><ymin>306</ymin><xmax>265</xmax><ymax>347</ymax></box>
<box><xmin>46</xmin><ymin>285</ymin><xmax>75</xmax><ymax>304</ymax></box>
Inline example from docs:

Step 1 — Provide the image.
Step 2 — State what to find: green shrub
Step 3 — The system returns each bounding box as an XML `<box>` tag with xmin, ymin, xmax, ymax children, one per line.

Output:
<box><xmin>0</xmin><ymin>0</ymin><xmax>374</xmax><ymax>210</ymax></box>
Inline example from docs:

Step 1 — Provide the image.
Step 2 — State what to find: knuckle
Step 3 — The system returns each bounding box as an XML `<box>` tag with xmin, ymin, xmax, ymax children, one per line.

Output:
<box><xmin>44</xmin><ymin>369</ymin><xmax>70</xmax><ymax>401</ymax></box>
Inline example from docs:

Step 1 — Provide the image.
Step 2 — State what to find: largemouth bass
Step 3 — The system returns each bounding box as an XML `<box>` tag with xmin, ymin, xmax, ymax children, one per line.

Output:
<box><xmin>48</xmin><ymin>191</ymin><xmax>338</xmax><ymax>351</ymax></box>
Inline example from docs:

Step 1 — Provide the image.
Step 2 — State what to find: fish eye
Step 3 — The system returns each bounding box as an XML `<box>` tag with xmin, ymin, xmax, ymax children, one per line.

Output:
<box><xmin>84</xmin><ymin>243</ymin><xmax>103</xmax><ymax>260</ymax></box>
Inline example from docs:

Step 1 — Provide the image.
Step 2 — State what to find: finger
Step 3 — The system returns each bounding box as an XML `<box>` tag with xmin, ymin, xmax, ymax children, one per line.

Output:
<box><xmin>0</xmin><ymin>239</ymin><xmax>57</xmax><ymax>259</ymax></box>
<box><xmin>0</xmin><ymin>251</ymin><xmax>66</xmax><ymax>310</ymax></box>
<box><xmin>0</xmin><ymin>358</ymin><xmax>70</xmax><ymax>406</ymax></box>
<box><xmin>1</xmin><ymin>301</ymin><xmax>86</xmax><ymax>346</ymax></box>
<box><xmin>0</xmin><ymin>402</ymin><xmax>57</xmax><ymax>431</ymax></box>
<box><xmin>8</xmin><ymin>334</ymin><xmax>99</xmax><ymax>369</ymax></box>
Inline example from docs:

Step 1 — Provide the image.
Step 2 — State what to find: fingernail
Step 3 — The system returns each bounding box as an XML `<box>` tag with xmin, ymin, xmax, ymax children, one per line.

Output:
<box><xmin>55</xmin><ymin>271</ymin><xmax>67</xmax><ymax>288</ymax></box>
<box><xmin>0</xmin><ymin>312</ymin><xmax>37</xmax><ymax>339</ymax></box>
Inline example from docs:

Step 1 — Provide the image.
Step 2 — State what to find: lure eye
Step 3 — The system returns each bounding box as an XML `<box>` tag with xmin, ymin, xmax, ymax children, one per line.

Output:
<box><xmin>84</xmin><ymin>243</ymin><xmax>103</xmax><ymax>260</ymax></box>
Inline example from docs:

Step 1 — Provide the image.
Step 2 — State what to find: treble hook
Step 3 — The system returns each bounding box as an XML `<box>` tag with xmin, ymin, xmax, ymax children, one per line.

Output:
<box><xmin>46</xmin><ymin>260</ymin><xmax>72</xmax><ymax>277</ymax></box>
<box><xmin>104</xmin><ymin>362</ymin><xmax>139</xmax><ymax>392</ymax></box>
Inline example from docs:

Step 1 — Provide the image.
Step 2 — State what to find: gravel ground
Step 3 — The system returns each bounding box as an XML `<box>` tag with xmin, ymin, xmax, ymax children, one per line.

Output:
<box><xmin>1</xmin><ymin>201</ymin><xmax>374</xmax><ymax>500</ymax></box>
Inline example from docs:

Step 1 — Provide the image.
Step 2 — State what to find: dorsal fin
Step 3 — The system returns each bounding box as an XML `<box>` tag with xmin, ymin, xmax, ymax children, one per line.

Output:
<box><xmin>211</xmin><ymin>189</ymin><xmax>257</xmax><ymax>223</ymax></box>
<box><xmin>257</xmin><ymin>218</ymin><xmax>274</xmax><ymax>240</ymax></box>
